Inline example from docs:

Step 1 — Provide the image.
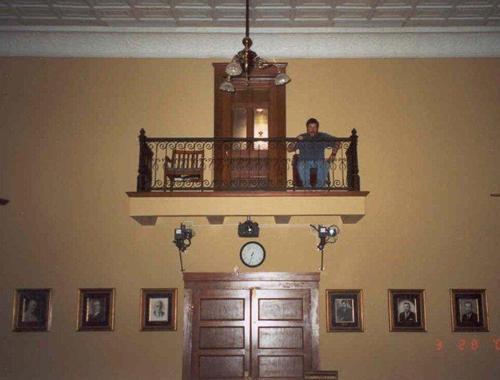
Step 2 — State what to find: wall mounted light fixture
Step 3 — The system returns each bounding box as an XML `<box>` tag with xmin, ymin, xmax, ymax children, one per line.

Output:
<box><xmin>310</xmin><ymin>224</ymin><xmax>340</xmax><ymax>271</ymax></box>
<box><xmin>173</xmin><ymin>223</ymin><xmax>194</xmax><ymax>272</ymax></box>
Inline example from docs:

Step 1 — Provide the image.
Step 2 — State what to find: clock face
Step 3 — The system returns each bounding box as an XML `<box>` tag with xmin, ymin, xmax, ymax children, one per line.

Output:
<box><xmin>240</xmin><ymin>242</ymin><xmax>265</xmax><ymax>268</ymax></box>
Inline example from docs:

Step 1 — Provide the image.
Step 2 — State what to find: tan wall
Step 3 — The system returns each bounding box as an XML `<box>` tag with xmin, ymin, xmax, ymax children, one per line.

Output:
<box><xmin>0</xmin><ymin>57</ymin><xmax>499</xmax><ymax>380</ymax></box>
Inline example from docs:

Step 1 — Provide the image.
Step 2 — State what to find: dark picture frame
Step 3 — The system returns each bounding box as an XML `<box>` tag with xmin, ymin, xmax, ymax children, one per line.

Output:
<box><xmin>450</xmin><ymin>289</ymin><xmax>489</xmax><ymax>332</ymax></box>
<box><xmin>326</xmin><ymin>289</ymin><xmax>363</xmax><ymax>332</ymax></box>
<box><xmin>389</xmin><ymin>289</ymin><xmax>426</xmax><ymax>332</ymax></box>
<box><xmin>13</xmin><ymin>289</ymin><xmax>52</xmax><ymax>332</ymax></box>
<box><xmin>77</xmin><ymin>288</ymin><xmax>115</xmax><ymax>331</ymax></box>
<box><xmin>141</xmin><ymin>288</ymin><xmax>177</xmax><ymax>331</ymax></box>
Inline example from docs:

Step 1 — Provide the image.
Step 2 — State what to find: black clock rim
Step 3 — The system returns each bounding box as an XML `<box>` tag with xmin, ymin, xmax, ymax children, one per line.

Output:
<box><xmin>239</xmin><ymin>241</ymin><xmax>265</xmax><ymax>268</ymax></box>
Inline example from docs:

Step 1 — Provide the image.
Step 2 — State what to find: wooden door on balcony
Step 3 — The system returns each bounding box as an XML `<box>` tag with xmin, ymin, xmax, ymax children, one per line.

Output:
<box><xmin>213</xmin><ymin>63</ymin><xmax>287</xmax><ymax>190</ymax></box>
<box><xmin>183</xmin><ymin>273</ymin><xmax>319</xmax><ymax>380</ymax></box>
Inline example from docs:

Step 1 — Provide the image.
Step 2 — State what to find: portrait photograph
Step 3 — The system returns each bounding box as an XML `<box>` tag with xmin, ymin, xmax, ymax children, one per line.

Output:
<box><xmin>389</xmin><ymin>289</ymin><xmax>426</xmax><ymax>332</ymax></box>
<box><xmin>450</xmin><ymin>289</ymin><xmax>488</xmax><ymax>332</ymax></box>
<box><xmin>78</xmin><ymin>288</ymin><xmax>115</xmax><ymax>331</ymax></box>
<box><xmin>326</xmin><ymin>289</ymin><xmax>363</xmax><ymax>332</ymax></box>
<box><xmin>141</xmin><ymin>288</ymin><xmax>177</xmax><ymax>331</ymax></box>
<box><xmin>13</xmin><ymin>289</ymin><xmax>52</xmax><ymax>332</ymax></box>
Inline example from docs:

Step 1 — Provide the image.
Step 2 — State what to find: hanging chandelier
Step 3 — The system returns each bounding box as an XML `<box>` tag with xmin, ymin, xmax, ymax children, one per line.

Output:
<box><xmin>219</xmin><ymin>0</ymin><xmax>291</xmax><ymax>92</ymax></box>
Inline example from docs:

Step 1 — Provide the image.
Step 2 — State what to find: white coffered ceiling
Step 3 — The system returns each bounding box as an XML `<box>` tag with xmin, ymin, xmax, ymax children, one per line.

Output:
<box><xmin>1</xmin><ymin>0</ymin><xmax>499</xmax><ymax>28</ymax></box>
<box><xmin>1</xmin><ymin>1</ymin><xmax>499</xmax><ymax>57</ymax></box>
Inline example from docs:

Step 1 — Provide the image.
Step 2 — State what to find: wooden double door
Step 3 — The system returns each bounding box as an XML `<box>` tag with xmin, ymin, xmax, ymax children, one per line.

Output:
<box><xmin>183</xmin><ymin>273</ymin><xmax>320</xmax><ymax>380</ymax></box>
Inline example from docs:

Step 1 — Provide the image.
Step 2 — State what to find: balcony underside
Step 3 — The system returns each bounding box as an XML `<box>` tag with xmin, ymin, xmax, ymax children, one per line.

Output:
<box><xmin>127</xmin><ymin>191</ymin><xmax>369</xmax><ymax>226</ymax></box>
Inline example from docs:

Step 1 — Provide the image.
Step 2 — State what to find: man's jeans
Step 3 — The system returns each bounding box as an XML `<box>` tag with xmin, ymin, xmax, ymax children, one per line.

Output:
<box><xmin>298</xmin><ymin>159</ymin><xmax>328</xmax><ymax>188</ymax></box>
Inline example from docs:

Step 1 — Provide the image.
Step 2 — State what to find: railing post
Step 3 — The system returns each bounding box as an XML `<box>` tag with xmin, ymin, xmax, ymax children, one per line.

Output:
<box><xmin>137</xmin><ymin>128</ymin><xmax>152</xmax><ymax>192</ymax></box>
<box><xmin>347</xmin><ymin>128</ymin><xmax>360</xmax><ymax>191</ymax></box>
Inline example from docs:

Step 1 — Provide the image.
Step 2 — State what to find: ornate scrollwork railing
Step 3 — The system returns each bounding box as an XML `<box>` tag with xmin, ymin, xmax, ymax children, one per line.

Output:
<box><xmin>136</xmin><ymin>129</ymin><xmax>360</xmax><ymax>192</ymax></box>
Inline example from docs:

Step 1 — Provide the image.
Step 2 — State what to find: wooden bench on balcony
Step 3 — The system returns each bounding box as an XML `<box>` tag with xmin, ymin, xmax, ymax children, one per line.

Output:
<box><xmin>164</xmin><ymin>149</ymin><xmax>204</xmax><ymax>190</ymax></box>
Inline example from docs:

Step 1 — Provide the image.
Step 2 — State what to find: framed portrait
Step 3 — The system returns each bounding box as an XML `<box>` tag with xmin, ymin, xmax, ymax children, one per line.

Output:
<box><xmin>450</xmin><ymin>289</ymin><xmax>489</xmax><ymax>332</ymax></box>
<box><xmin>77</xmin><ymin>288</ymin><xmax>115</xmax><ymax>331</ymax></box>
<box><xmin>389</xmin><ymin>289</ymin><xmax>426</xmax><ymax>332</ymax></box>
<box><xmin>13</xmin><ymin>289</ymin><xmax>52</xmax><ymax>332</ymax></box>
<box><xmin>141</xmin><ymin>289</ymin><xmax>177</xmax><ymax>331</ymax></box>
<box><xmin>326</xmin><ymin>289</ymin><xmax>363</xmax><ymax>332</ymax></box>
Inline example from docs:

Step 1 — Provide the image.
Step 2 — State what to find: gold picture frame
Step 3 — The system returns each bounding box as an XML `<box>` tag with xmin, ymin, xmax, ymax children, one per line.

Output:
<box><xmin>141</xmin><ymin>288</ymin><xmax>177</xmax><ymax>331</ymax></box>
<box><xmin>12</xmin><ymin>289</ymin><xmax>52</xmax><ymax>332</ymax></box>
<box><xmin>326</xmin><ymin>289</ymin><xmax>364</xmax><ymax>332</ymax></box>
<box><xmin>450</xmin><ymin>289</ymin><xmax>489</xmax><ymax>332</ymax></box>
<box><xmin>77</xmin><ymin>288</ymin><xmax>115</xmax><ymax>331</ymax></box>
<box><xmin>388</xmin><ymin>289</ymin><xmax>426</xmax><ymax>332</ymax></box>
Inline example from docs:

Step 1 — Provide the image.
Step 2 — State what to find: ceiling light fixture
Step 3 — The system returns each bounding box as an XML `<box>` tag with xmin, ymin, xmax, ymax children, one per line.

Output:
<box><xmin>219</xmin><ymin>0</ymin><xmax>291</xmax><ymax>92</ymax></box>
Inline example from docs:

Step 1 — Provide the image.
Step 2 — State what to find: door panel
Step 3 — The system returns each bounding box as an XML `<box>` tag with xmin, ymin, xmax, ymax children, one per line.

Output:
<box><xmin>252</xmin><ymin>289</ymin><xmax>312</xmax><ymax>380</ymax></box>
<box><xmin>259</xmin><ymin>298</ymin><xmax>304</xmax><ymax>320</ymax></box>
<box><xmin>199</xmin><ymin>327</ymin><xmax>245</xmax><ymax>349</ymax></box>
<box><xmin>191</xmin><ymin>289</ymin><xmax>251</xmax><ymax>380</ymax></box>
<box><xmin>199</xmin><ymin>355</ymin><xmax>245</xmax><ymax>379</ymax></box>
<box><xmin>200</xmin><ymin>298</ymin><xmax>245</xmax><ymax>321</ymax></box>
<box><xmin>258</xmin><ymin>356</ymin><xmax>304</xmax><ymax>378</ymax></box>
<box><xmin>258</xmin><ymin>327</ymin><xmax>303</xmax><ymax>349</ymax></box>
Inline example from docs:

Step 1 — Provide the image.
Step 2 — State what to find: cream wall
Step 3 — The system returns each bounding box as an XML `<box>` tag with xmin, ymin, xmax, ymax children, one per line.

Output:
<box><xmin>0</xmin><ymin>58</ymin><xmax>499</xmax><ymax>380</ymax></box>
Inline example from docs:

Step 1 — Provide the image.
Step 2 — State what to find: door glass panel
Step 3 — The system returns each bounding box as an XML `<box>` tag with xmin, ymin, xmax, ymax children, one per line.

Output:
<box><xmin>232</xmin><ymin>107</ymin><xmax>247</xmax><ymax>150</ymax></box>
<box><xmin>253</xmin><ymin>108</ymin><xmax>268</xmax><ymax>150</ymax></box>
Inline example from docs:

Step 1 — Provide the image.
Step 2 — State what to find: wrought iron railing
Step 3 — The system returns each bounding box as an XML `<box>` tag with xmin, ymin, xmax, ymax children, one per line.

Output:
<box><xmin>136</xmin><ymin>129</ymin><xmax>360</xmax><ymax>192</ymax></box>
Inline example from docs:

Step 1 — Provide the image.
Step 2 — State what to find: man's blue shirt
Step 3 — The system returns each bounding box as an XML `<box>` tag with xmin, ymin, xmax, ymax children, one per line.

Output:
<box><xmin>297</xmin><ymin>132</ymin><xmax>336</xmax><ymax>161</ymax></box>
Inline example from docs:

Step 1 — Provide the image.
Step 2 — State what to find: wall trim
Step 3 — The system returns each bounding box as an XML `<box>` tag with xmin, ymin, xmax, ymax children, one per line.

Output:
<box><xmin>1</xmin><ymin>27</ymin><xmax>499</xmax><ymax>58</ymax></box>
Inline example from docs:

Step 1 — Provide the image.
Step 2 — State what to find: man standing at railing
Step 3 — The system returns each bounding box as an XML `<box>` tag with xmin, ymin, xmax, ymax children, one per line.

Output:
<box><xmin>288</xmin><ymin>118</ymin><xmax>339</xmax><ymax>188</ymax></box>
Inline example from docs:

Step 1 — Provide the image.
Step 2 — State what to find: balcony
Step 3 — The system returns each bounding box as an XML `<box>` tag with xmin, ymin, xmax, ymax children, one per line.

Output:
<box><xmin>127</xmin><ymin>129</ymin><xmax>368</xmax><ymax>225</ymax></box>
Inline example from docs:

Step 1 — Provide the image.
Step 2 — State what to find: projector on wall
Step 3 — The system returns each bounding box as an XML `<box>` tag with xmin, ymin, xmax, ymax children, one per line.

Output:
<box><xmin>238</xmin><ymin>219</ymin><xmax>259</xmax><ymax>238</ymax></box>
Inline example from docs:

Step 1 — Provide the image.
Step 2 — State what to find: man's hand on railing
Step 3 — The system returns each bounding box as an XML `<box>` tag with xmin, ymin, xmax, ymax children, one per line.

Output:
<box><xmin>287</xmin><ymin>141</ymin><xmax>297</xmax><ymax>152</ymax></box>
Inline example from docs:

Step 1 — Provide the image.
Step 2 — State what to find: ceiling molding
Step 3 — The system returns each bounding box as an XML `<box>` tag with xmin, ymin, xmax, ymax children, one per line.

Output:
<box><xmin>1</xmin><ymin>27</ymin><xmax>499</xmax><ymax>58</ymax></box>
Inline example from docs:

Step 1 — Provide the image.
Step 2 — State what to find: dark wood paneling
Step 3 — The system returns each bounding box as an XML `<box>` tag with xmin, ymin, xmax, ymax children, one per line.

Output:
<box><xmin>199</xmin><ymin>355</ymin><xmax>245</xmax><ymax>379</ymax></box>
<box><xmin>200</xmin><ymin>298</ymin><xmax>245</xmax><ymax>321</ymax></box>
<box><xmin>258</xmin><ymin>356</ymin><xmax>304</xmax><ymax>378</ymax></box>
<box><xmin>200</xmin><ymin>327</ymin><xmax>245</xmax><ymax>349</ymax></box>
<box><xmin>259</xmin><ymin>327</ymin><xmax>303</xmax><ymax>349</ymax></box>
<box><xmin>259</xmin><ymin>299</ymin><xmax>303</xmax><ymax>320</ymax></box>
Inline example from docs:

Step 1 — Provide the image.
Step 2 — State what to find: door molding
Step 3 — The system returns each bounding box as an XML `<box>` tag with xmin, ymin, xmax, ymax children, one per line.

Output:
<box><xmin>185</xmin><ymin>272</ymin><xmax>319</xmax><ymax>283</ymax></box>
<box><xmin>183</xmin><ymin>272</ymin><xmax>320</xmax><ymax>380</ymax></box>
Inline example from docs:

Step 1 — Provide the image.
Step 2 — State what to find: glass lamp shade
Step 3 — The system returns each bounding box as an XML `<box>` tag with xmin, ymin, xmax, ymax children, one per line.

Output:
<box><xmin>274</xmin><ymin>72</ymin><xmax>291</xmax><ymax>86</ymax></box>
<box><xmin>219</xmin><ymin>79</ymin><xmax>236</xmax><ymax>93</ymax></box>
<box><xmin>225</xmin><ymin>61</ymin><xmax>243</xmax><ymax>76</ymax></box>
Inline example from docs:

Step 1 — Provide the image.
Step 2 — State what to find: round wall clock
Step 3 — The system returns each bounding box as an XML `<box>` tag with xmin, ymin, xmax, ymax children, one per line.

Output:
<box><xmin>240</xmin><ymin>241</ymin><xmax>266</xmax><ymax>268</ymax></box>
